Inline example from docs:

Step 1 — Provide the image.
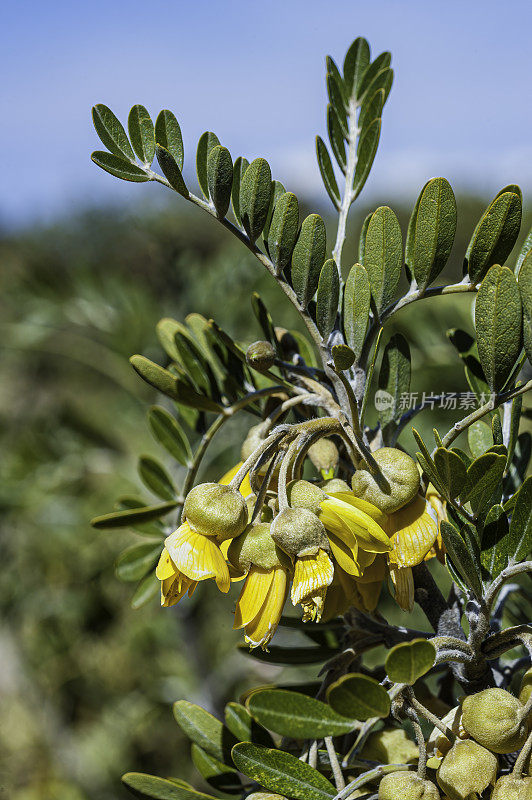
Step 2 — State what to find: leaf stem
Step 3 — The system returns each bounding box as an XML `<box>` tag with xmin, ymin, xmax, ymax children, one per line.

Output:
<box><xmin>325</xmin><ymin>736</ymin><xmax>345</xmax><ymax>791</ymax></box>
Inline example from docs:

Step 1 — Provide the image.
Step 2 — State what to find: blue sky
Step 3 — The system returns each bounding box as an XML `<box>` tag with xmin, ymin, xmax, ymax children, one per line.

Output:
<box><xmin>3</xmin><ymin>0</ymin><xmax>532</xmax><ymax>226</ymax></box>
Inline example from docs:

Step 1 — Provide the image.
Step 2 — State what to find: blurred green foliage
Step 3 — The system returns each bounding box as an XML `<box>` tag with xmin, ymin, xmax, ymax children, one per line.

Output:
<box><xmin>1</xmin><ymin>193</ymin><xmax>529</xmax><ymax>799</ymax></box>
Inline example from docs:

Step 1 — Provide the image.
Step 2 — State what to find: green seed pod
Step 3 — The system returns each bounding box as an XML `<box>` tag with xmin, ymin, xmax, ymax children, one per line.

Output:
<box><xmin>378</xmin><ymin>771</ymin><xmax>440</xmax><ymax>799</ymax></box>
<box><xmin>241</xmin><ymin>423</ymin><xmax>268</xmax><ymax>462</ymax></box>
<box><xmin>271</xmin><ymin>507</ymin><xmax>329</xmax><ymax>557</ymax></box>
<box><xmin>436</xmin><ymin>739</ymin><xmax>497</xmax><ymax>800</ymax></box>
<box><xmin>228</xmin><ymin>523</ymin><xmax>290</xmax><ymax>571</ymax></box>
<box><xmin>427</xmin><ymin>706</ymin><xmax>466</xmax><ymax>758</ymax></box>
<box><xmin>307</xmin><ymin>438</ymin><xmax>339</xmax><ymax>474</ymax></box>
<box><xmin>351</xmin><ymin>447</ymin><xmax>420</xmax><ymax>513</ymax></box>
<box><xmin>361</xmin><ymin>727</ymin><xmax>419</xmax><ymax>765</ymax></box>
<box><xmin>461</xmin><ymin>688</ymin><xmax>528</xmax><ymax>754</ymax></box>
<box><xmin>321</xmin><ymin>477</ymin><xmax>351</xmax><ymax>493</ymax></box>
<box><xmin>287</xmin><ymin>480</ymin><xmax>326</xmax><ymax>515</ymax></box>
<box><xmin>184</xmin><ymin>482</ymin><xmax>248</xmax><ymax>541</ymax></box>
<box><xmin>491</xmin><ymin>775</ymin><xmax>532</xmax><ymax>799</ymax></box>
<box><xmin>246</xmin><ymin>340</ymin><xmax>276</xmax><ymax>372</ymax></box>
<box><xmin>520</xmin><ymin>667</ymin><xmax>532</xmax><ymax>707</ymax></box>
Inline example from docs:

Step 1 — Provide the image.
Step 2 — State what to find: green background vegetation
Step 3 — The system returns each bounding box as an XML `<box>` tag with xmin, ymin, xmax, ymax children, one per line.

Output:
<box><xmin>1</xmin><ymin>193</ymin><xmax>530</xmax><ymax>799</ymax></box>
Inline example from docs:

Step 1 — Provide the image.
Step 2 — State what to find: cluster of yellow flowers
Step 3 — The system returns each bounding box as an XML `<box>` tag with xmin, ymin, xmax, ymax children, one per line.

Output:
<box><xmin>156</xmin><ymin>443</ymin><xmax>446</xmax><ymax>649</ymax></box>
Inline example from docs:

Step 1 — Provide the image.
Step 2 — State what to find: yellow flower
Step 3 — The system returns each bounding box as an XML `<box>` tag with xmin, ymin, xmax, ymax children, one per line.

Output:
<box><xmin>163</xmin><ymin>521</ymin><xmax>231</xmax><ymax>594</ymax></box>
<box><xmin>291</xmin><ymin>548</ymin><xmax>334</xmax><ymax>622</ymax></box>
<box><xmin>383</xmin><ymin>494</ymin><xmax>439</xmax><ymax>612</ymax></box>
<box><xmin>426</xmin><ymin>484</ymin><xmax>447</xmax><ymax>563</ymax></box>
<box><xmin>234</xmin><ymin>565</ymin><xmax>289</xmax><ymax>649</ymax></box>
<box><xmin>156</xmin><ymin>547</ymin><xmax>197</xmax><ymax>607</ymax></box>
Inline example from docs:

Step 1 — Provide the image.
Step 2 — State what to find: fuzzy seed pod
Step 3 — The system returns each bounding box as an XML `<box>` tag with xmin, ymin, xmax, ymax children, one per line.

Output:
<box><xmin>287</xmin><ymin>480</ymin><xmax>326</xmax><ymax>515</ymax></box>
<box><xmin>270</xmin><ymin>507</ymin><xmax>329</xmax><ymax>557</ymax></box>
<box><xmin>321</xmin><ymin>477</ymin><xmax>351</xmax><ymax>493</ymax></box>
<box><xmin>378</xmin><ymin>771</ymin><xmax>440</xmax><ymax>799</ymax></box>
<box><xmin>461</xmin><ymin>688</ymin><xmax>528</xmax><ymax>754</ymax></box>
<box><xmin>427</xmin><ymin>706</ymin><xmax>467</xmax><ymax>758</ymax></box>
<box><xmin>228</xmin><ymin>523</ymin><xmax>290</xmax><ymax>571</ymax></box>
<box><xmin>490</xmin><ymin>775</ymin><xmax>532</xmax><ymax>799</ymax></box>
<box><xmin>307</xmin><ymin>438</ymin><xmax>339</xmax><ymax>474</ymax></box>
<box><xmin>436</xmin><ymin>739</ymin><xmax>498</xmax><ymax>800</ymax></box>
<box><xmin>241</xmin><ymin>423</ymin><xmax>268</xmax><ymax>462</ymax></box>
<box><xmin>246</xmin><ymin>340</ymin><xmax>276</xmax><ymax>371</ymax></box>
<box><xmin>184</xmin><ymin>482</ymin><xmax>248</xmax><ymax>541</ymax></box>
<box><xmin>520</xmin><ymin>667</ymin><xmax>532</xmax><ymax>707</ymax></box>
<box><xmin>351</xmin><ymin>447</ymin><xmax>420</xmax><ymax>513</ymax></box>
<box><xmin>361</xmin><ymin>727</ymin><xmax>419</xmax><ymax>765</ymax></box>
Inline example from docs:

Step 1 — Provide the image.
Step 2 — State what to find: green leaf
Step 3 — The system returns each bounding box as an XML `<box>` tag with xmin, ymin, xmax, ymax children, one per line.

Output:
<box><xmin>434</xmin><ymin>447</ymin><xmax>468</xmax><ymax>500</ymax></box>
<box><xmin>131</xmin><ymin>573</ymin><xmax>160</xmax><ymax>609</ymax></box>
<box><xmin>466</xmin><ymin>191</ymin><xmax>522</xmax><ymax>284</ymax></box>
<box><xmin>327</xmin><ymin>105</ymin><xmax>346</xmax><ymax>172</ymax></box>
<box><xmin>326</xmin><ymin>56</ymin><xmax>347</xmax><ymax>103</ymax></box>
<box><xmin>326</xmin><ymin>73</ymin><xmax>347</xmax><ymax>135</ymax></box>
<box><xmin>358</xmin><ymin>88</ymin><xmax>385</xmax><ymax>137</ymax></box>
<box><xmin>364</xmin><ymin>206</ymin><xmax>402</xmax><ymax>314</ymax></box>
<box><xmin>468</xmin><ymin>421</ymin><xmax>493</xmax><ymax>459</ymax></box>
<box><xmin>332</xmin><ymin>344</ymin><xmax>356</xmax><ymax>371</ymax></box>
<box><xmin>358</xmin><ymin>214</ymin><xmax>372</xmax><ymax>264</ymax></box>
<box><xmin>475</xmin><ymin>265</ymin><xmax>522</xmax><ymax>392</ymax></box>
<box><xmin>251</xmin><ymin>292</ymin><xmax>277</xmax><ymax>348</ymax></box>
<box><xmin>138</xmin><ymin>455</ymin><xmax>177</xmax><ymax>501</ymax></box>
<box><xmin>91</xmin><ymin>501</ymin><xmax>178</xmax><ymax>529</ymax></box>
<box><xmin>462</xmin><ymin>451</ymin><xmax>506</xmax><ymax>514</ymax></box>
<box><xmin>316</xmin><ymin>137</ymin><xmax>340</xmax><ymax>210</ymax></box>
<box><xmin>155</xmin><ymin>110</ymin><xmax>184</xmax><ymax>170</ymax></box>
<box><xmin>190</xmin><ymin>745</ymin><xmax>241</xmax><ymax>794</ymax></box>
<box><xmin>267</xmin><ymin>191</ymin><xmax>300</xmax><ymax>275</ymax></box>
<box><xmin>122</xmin><ymin>773</ymin><xmax>216</xmax><ymax>800</ymax></box>
<box><xmin>156</xmin><ymin>145</ymin><xmax>188</xmax><ymax>197</ymax></box>
<box><xmin>507</xmin><ymin>393</ymin><xmax>523</xmax><ymax>466</ymax></box>
<box><xmin>508</xmin><ymin>476</ymin><xmax>532</xmax><ymax>564</ymax></box>
<box><xmin>440</xmin><ymin>520</ymin><xmax>482</xmax><ymax>597</ymax></box>
<box><xmin>148</xmin><ymin>406</ymin><xmax>192</xmax><ymax>467</ymax></box>
<box><xmin>262</xmin><ymin>180</ymin><xmax>286</xmax><ymax>244</ymax></box>
<box><xmin>481</xmin><ymin>504</ymin><xmax>511</xmax><ymax>582</ymax></box>
<box><xmin>326</xmin><ymin>673</ymin><xmax>391</xmax><ymax>721</ymax></box>
<box><xmin>343</xmin><ymin>37</ymin><xmax>370</xmax><ymax>98</ymax></box>
<box><xmin>173</xmin><ymin>701</ymin><xmax>237</xmax><ymax>764</ymax></box>
<box><xmin>130</xmin><ymin>355</ymin><xmax>222</xmax><ymax>412</ymax></box>
<box><xmin>91</xmin><ymin>151</ymin><xmax>149</xmax><ymax>182</ymax></box>
<box><xmin>518</xmin><ymin>251</ymin><xmax>532</xmax><ymax>365</ymax></box>
<box><xmin>353</xmin><ymin>118</ymin><xmax>381</xmax><ymax>200</ymax></box>
<box><xmin>231</xmin><ymin>156</ymin><xmax>249</xmax><ymax>226</ymax></box>
<box><xmin>128</xmin><ymin>105</ymin><xmax>155</xmax><ymax>165</ymax></box>
<box><xmin>207</xmin><ymin>145</ymin><xmax>233</xmax><ymax>218</ymax></box>
<box><xmin>378</xmin><ymin>333</ymin><xmax>410</xmax><ymax>427</ymax></box>
<box><xmin>116</xmin><ymin>542</ymin><xmax>161</xmax><ymax>582</ymax></box>
<box><xmin>231</xmin><ymin>744</ymin><xmax>335</xmax><ymax>800</ymax></box>
<box><xmin>343</xmin><ymin>263</ymin><xmax>370</xmax><ymax>361</ymax></box>
<box><xmin>358</xmin><ymin>52</ymin><xmax>392</xmax><ymax>99</ymax></box>
<box><xmin>385</xmin><ymin>639</ymin><xmax>436</xmax><ymax>684</ymax></box>
<box><xmin>224</xmin><ymin>703</ymin><xmax>275</xmax><ymax>748</ymax></box>
<box><xmin>240</xmin><ymin>158</ymin><xmax>273</xmax><ymax>243</ymax></box>
<box><xmin>516</xmin><ymin>227</ymin><xmax>532</xmax><ymax>272</ymax></box>
<box><xmin>316</xmin><ymin>259</ymin><xmax>340</xmax><ymax>339</ymax></box>
<box><xmin>406</xmin><ymin>178</ymin><xmax>457</xmax><ymax>291</ymax></box>
<box><xmin>92</xmin><ymin>104</ymin><xmax>136</xmax><ymax>161</ymax></box>
<box><xmin>196</xmin><ymin>131</ymin><xmax>220</xmax><ymax>198</ymax></box>
<box><xmin>247</xmin><ymin>689</ymin><xmax>355</xmax><ymax>739</ymax></box>
<box><xmin>291</xmin><ymin>214</ymin><xmax>327</xmax><ymax>307</ymax></box>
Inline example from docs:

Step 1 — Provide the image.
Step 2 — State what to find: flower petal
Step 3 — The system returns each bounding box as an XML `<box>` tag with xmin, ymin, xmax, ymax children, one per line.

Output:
<box><xmin>387</xmin><ymin>497</ymin><xmax>438</xmax><ymax>567</ymax></box>
<box><xmin>165</xmin><ymin>523</ymin><xmax>230</xmax><ymax>591</ymax></box>
<box><xmin>156</xmin><ymin>547</ymin><xmax>177</xmax><ymax>580</ymax></box>
<box><xmin>322</xmin><ymin>497</ymin><xmax>392</xmax><ymax>552</ymax></box>
<box><xmin>234</xmin><ymin>567</ymin><xmax>275</xmax><ymax>629</ymax></box>
<box><xmin>218</xmin><ymin>461</ymin><xmax>253</xmax><ymax>498</ymax></box>
<box><xmin>243</xmin><ymin>567</ymin><xmax>288</xmax><ymax>649</ymax></box>
<box><xmin>291</xmin><ymin>548</ymin><xmax>334</xmax><ymax>606</ymax></box>
<box><xmin>389</xmin><ymin>565</ymin><xmax>414</xmax><ymax>612</ymax></box>
<box><xmin>327</xmin><ymin>531</ymin><xmax>362</xmax><ymax>577</ymax></box>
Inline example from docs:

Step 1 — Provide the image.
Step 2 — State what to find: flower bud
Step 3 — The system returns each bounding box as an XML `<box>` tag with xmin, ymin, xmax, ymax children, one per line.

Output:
<box><xmin>520</xmin><ymin>667</ymin><xmax>532</xmax><ymax>707</ymax></box>
<box><xmin>287</xmin><ymin>480</ymin><xmax>326</xmax><ymax>515</ymax></box>
<box><xmin>271</xmin><ymin>507</ymin><xmax>329</xmax><ymax>557</ymax></box>
<box><xmin>436</xmin><ymin>739</ymin><xmax>497</xmax><ymax>800</ymax></box>
<box><xmin>461</xmin><ymin>688</ymin><xmax>528</xmax><ymax>754</ymax></box>
<box><xmin>321</xmin><ymin>478</ymin><xmax>351</xmax><ymax>493</ymax></box>
<box><xmin>246</xmin><ymin>340</ymin><xmax>276</xmax><ymax>371</ymax></box>
<box><xmin>427</xmin><ymin>706</ymin><xmax>466</xmax><ymax>758</ymax></box>
<box><xmin>491</xmin><ymin>775</ymin><xmax>532</xmax><ymax>799</ymax></box>
<box><xmin>184</xmin><ymin>482</ymin><xmax>248</xmax><ymax>541</ymax></box>
<box><xmin>361</xmin><ymin>727</ymin><xmax>419</xmax><ymax>765</ymax></box>
<box><xmin>378</xmin><ymin>771</ymin><xmax>440</xmax><ymax>799</ymax></box>
<box><xmin>228</xmin><ymin>522</ymin><xmax>290</xmax><ymax>571</ymax></box>
<box><xmin>351</xmin><ymin>447</ymin><xmax>420</xmax><ymax>513</ymax></box>
<box><xmin>307</xmin><ymin>438</ymin><xmax>339</xmax><ymax>474</ymax></box>
<box><xmin>241</xmin><ymin>423</ymin><xmax>268</xmax><ymax>462</ymax></box>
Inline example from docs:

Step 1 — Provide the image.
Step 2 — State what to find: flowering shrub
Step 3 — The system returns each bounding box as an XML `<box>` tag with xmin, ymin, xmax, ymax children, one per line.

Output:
<box><xmin>91</xmin><ymin>36</ymin><xmax>532</xmax><ymax>800</ymax></box>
